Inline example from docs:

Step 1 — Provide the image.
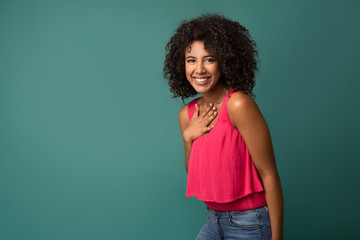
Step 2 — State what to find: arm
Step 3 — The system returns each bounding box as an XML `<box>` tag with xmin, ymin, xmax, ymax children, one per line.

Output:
<box><xmin>228</xmin><ymin>92</ymin><xmax>284</xmax><ymax>240</ymax></box>
<box><xmin>178</xmin><ymin>102</ymin><xmax>217</xmax><ymax>172</ymax></box>
<box><xmin>178</xmin><ymin>104</ymin><xmax>192</xmax><ymax>172</ymax></box>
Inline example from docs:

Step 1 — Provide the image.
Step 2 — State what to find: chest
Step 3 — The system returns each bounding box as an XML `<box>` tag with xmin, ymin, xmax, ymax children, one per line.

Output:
<box><xmin>197</xmin><ymin>102</ymin><xmax>224</xmax><ymax>126</ymax></box>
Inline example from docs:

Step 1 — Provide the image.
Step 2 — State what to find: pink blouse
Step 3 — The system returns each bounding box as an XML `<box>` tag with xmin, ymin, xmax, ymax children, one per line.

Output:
<box><xmin>186</xmin><ymin>90</ymin><xmax>267</xmax><ymax>211</ymax></box>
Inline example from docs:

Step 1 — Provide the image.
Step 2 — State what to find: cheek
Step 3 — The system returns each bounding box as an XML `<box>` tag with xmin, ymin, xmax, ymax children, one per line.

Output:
<box><xmin>184</xmin><ymin>68</ymin><xmax>191</xmax><ymax>80</ymax></box>
<box><xmin>209</xmin><ymin>66</ymin><xmax>220</xmax><ymax>77</ymax></box>
<box><xmin>185</xmin><ymin>65</ymin><xmax>193</xmax><ymax>77</ymax></box>
<box><xmin>213</xmin><ymin>65</ymin><xmax>221</xmax><ymax>78</ymax></box>
<box><xmin>185</xmin><ymin>64</ymin><xmax>189</xmax><ymax>75</ymax></box>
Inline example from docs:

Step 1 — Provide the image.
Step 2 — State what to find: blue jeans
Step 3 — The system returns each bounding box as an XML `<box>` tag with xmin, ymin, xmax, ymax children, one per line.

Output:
<box><xmin>196</xmin><ymin>206</ymin><xmax>271</xmax><ymax>240</ymax></box>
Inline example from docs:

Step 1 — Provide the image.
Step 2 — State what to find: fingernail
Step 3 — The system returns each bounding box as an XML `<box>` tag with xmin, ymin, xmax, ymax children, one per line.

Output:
<box><xmin>214</xmin><ymin>112</ymin><xmax>217</xmax><ymax>115</ymax></box>
<box><xmin>209</xmin><ymin>103</ymin><xmax>213</xmax><ymax>107</ymax></box>
<box><xmin>212</xmin><ymin>107</ymin><xmax>216</xmax><ymax>110</ymax></box>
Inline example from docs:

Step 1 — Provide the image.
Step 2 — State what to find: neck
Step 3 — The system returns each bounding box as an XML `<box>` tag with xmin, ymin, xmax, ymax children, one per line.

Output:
<box><xmin>201</xmin><ymin>86</ymin><xmax>229</xmax><ymax>106</ymax></box>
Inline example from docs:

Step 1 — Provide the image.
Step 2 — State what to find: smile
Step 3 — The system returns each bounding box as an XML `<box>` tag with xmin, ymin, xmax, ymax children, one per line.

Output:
<box><xmin>193</xmin><ymin>77</ymin><xmax>210</xmax><ymax>84</ymax></box>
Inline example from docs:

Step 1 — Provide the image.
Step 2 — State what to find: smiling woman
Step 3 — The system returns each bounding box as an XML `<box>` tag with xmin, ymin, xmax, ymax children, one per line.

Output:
<box><xmin>163</xmin><ymin>14</ymin><xmax>284</xmax><ymax>240</ymax></box>
<box><xmin>185</xmin><ymin>41</ymin><xmax>221</xmax><ymax>94</ymax></box>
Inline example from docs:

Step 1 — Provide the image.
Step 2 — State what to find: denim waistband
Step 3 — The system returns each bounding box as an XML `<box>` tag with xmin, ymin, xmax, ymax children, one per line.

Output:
<box><xmin>207</xmin><ymin>205</ymin><xmax>268</xmax><ymax>216</ymax></box>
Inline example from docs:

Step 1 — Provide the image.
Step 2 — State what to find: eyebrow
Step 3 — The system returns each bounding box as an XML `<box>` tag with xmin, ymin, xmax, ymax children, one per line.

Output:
<box><xmin>185</xmin><ymin>55</ymin><xmax>216</xmax><ymax>59</ymax></box>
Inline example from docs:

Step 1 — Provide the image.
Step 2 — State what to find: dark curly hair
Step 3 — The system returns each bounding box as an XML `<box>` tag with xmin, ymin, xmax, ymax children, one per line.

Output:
<box><xmin>163</xmin><ymin>14</ymin><xmax>258</xmax><ymax>101</ymax></box>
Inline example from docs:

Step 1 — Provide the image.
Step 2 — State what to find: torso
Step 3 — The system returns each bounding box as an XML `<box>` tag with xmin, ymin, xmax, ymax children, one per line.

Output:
<box><xmin>185</xmin><ymin>90</ymin><xmax>267</xmax><ymax>211</ymax></box>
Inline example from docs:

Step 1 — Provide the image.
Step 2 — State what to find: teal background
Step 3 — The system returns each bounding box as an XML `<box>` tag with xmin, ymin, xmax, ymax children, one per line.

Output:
<box><xmin>1</xmin><ymin>0</ymin><xmax>359</xmax><ymax>239</ymax></box>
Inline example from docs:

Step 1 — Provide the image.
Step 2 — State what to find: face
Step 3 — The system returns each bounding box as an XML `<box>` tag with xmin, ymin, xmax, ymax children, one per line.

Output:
<box><xmin>185</xmin><ymin>41</ymin><xmax>222</xmax><ymax>94</ymax></box>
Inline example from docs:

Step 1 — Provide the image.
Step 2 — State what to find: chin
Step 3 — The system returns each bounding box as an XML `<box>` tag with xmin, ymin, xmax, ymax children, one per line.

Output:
<box><xmin>191</xmin><ymin>82</ymin><xmax>214</xmax><ymax>92</ymax></box>
<box><xmin>192</xmin><ymin>86</ymin><xmax>210</xmax><ymax>94</ymax></box>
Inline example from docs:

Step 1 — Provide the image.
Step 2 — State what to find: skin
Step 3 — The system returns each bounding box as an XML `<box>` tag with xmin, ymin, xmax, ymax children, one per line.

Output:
<box><xmin>178</xmin><ymin>40</ymin><xmax>284</xmax><ymax>239</ymax></box>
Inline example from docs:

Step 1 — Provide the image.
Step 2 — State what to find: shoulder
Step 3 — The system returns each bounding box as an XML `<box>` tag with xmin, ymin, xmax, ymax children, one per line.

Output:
<box><xmin>178</xmin><ymin>103</ymin><xmax>189</xmax><ymax>133</ymax></box>
<box><xmin>228</xmin><ymin>91</ymin><xmax>258</xmax><ymax>114</ymax></box>
<box><xmin>227</xmin><ymin>91</ymin><xmax>263</xmax><ymax>127</ymax></box>
<box><xmin>179</xmin><ymin>97</ymin><xmax>200</xmax><ymax>120</ymax></box>
<box><xmin>178</xmin><ymin>103</ymin><xmax>189</xmax><ymax>121</ymax></box>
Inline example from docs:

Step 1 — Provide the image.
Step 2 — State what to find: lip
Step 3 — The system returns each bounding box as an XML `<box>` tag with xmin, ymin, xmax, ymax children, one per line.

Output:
<box><xmin>193</xmin><ymin>77</ymin><xmax>211</xmax><ymax>85</ymax></box>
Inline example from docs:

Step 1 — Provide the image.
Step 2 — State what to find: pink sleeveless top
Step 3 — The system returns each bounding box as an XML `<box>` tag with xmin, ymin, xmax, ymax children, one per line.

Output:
<box><xmin>186</xmin><ymin>90</ymin><xmax>267</xmax><ymax>211</ymax></box>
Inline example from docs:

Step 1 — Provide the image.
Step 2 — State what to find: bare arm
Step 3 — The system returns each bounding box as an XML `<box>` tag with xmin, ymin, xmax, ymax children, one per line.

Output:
<box><xmin>178</xmin><ymin>102</ymin><xmax>217</xmax><ymax>172</ymax></box>
<box><xmin>228</xmin><ymin>92</ymin><xmax>284</xmax><ymax>240</ymax></box>
<box><xmin>178</xmin><ymin>104</ymin><xmax>192</xmax><ymax>172</ymax></box>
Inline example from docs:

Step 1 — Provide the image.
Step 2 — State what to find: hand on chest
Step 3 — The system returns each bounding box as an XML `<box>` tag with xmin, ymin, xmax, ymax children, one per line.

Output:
<box><xmin>196</xmin><ymin>97</ymin><xmax>228</xmax><ymax>128</ymax></box>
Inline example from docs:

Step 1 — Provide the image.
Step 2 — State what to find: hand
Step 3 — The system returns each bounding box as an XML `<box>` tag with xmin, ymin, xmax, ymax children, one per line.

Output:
<box><xmin>183</xmin><ymin>103</ymin><xmax>217</xmax><ymax>143</ymax></box>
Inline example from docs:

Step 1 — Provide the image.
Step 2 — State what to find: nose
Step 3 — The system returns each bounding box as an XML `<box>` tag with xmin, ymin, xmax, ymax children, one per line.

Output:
<box><xmin>195</xmin><ymin>61</ymin><xmax>206</xmax><ymax>74</ymax></box>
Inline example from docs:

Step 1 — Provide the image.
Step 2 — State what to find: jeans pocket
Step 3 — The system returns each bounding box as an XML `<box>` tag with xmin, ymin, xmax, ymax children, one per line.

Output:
<box><xmin>227</xmin><ymin>213</ymin><xmax>260</xmax><ymax>230</ymax></box>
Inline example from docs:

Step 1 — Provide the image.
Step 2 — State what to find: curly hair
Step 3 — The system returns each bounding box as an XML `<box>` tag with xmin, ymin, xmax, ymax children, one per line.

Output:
<box><xmin>163</xmin><ymin>14</ymin><xmax>258</xmax><ymax>100</ymax></box>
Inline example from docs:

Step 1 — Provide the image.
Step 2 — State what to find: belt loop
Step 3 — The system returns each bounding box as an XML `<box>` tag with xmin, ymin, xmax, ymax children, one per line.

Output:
<box><xmin>226</xmin><ymin>210</ymin><xmax>231</xmax><ymax>218</ymax></box>
<box><xmin>255</xmin><ymin>207</ymin><xmax>260</xmax><ymax>217</ymax></box>
<box><xmin>226</xmin><ymin>210</ymin><xmax>231</xmax><ymax>225</ymax></box>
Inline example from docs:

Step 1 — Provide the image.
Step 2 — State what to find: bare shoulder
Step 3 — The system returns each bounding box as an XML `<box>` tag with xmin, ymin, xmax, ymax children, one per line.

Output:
<box><xmin>178</xmin><ymin>103</ymin><xmax>189</xmax><ymax>121</ymax></box>
<box><xmin>178</xmin><ymin>103</ymin><xmax>189</xmax><ymax>133</ymax></box>
<box><xmin>228</xmin><ymin>91</ymin><xmax>259</xmax><ymax>114</ymax></box>
<box><xmin>227</xmin><ymin>92</ymin><xmax>266</xmax><ymax>130</ymax></box>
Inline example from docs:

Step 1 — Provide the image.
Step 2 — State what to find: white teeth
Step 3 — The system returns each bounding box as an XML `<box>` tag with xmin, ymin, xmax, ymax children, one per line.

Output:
<box><xmin>194</xmin><ymin>78</ymin><xmax>209</xmax><ymax>82</ymax></box>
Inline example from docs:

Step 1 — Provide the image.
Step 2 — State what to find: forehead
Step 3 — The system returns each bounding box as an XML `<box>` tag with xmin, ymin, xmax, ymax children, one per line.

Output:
<box><xmin>185</xmin><ymin>40</ymin><xmax>212</xmax><ymax>56</ymax></box>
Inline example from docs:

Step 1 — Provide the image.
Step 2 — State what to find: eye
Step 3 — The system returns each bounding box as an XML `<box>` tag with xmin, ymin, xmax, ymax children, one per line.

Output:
<box><xmin>186</xmin><ymin>59</ymin><xmax>196</xmax><ymax>63</ymax></box>
<box><xmin>205</xmin><ymin>58</ymin><xmax>215</xmax><ymax>63</ymax></box>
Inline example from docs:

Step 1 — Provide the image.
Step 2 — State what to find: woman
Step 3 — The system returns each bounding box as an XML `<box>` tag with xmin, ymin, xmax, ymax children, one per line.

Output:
<box><xmin>164</xmin><ymin>14</ymin><xmax>284</xmax><ymax>240</ymax></box>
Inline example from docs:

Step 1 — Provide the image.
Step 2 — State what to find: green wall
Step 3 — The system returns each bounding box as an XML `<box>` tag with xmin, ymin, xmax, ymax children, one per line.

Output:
<box><xmin>1</xmin><ymin>0</ymin><xmax>359</xmax><ymax>239</ymax></box>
